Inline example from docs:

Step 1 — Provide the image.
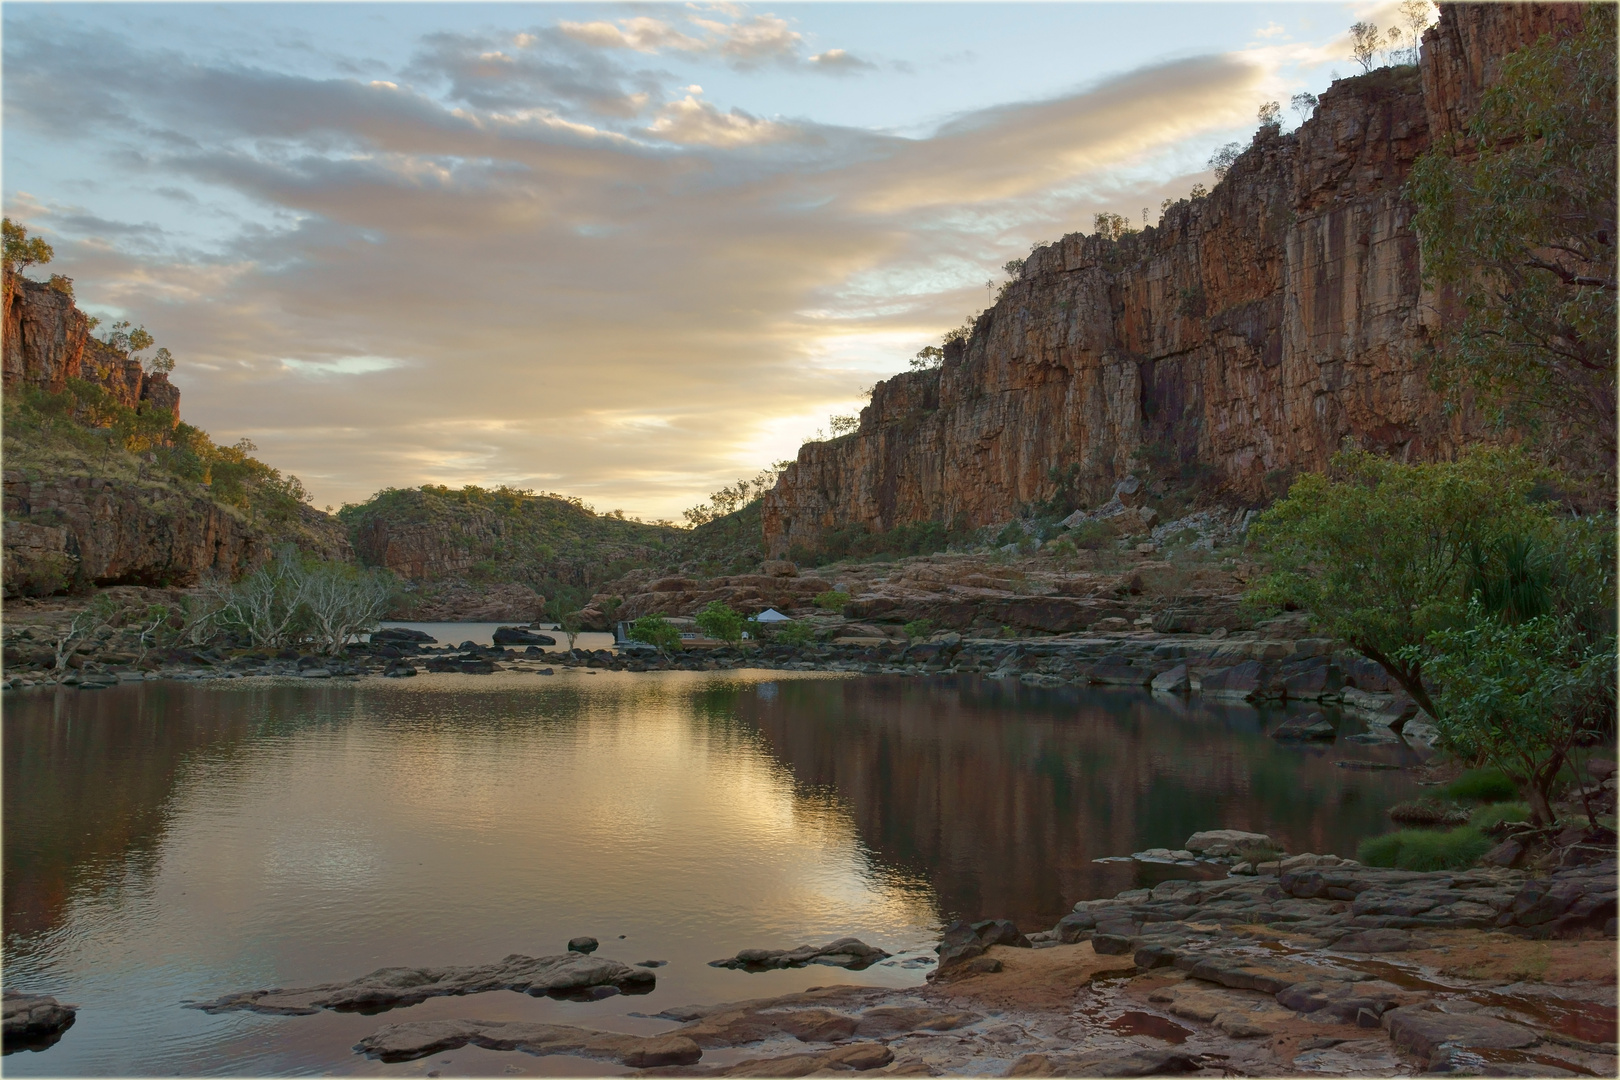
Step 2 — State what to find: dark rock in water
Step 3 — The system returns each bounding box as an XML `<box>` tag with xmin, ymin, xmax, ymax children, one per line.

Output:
<box><xmin>373</xmin><ymin>627</ymin><xmax>437</xmax><ymax>644</ymax></box>
<box><xmin>493</xmin><ymin>627</ymin><xmax>556</xmax><ymax>646</ymax></box>
<box><xmin>536</xmin><ymin>668</ymin><xmax>554</xmax><ymax>676</ymax></box>
<box><xmin>3</xmin><ymin>991</ymin><xmax>77</xmax><ymax>1053</ymax></box>
<box><xmin>424</xmin><ymin>658</ymin><xmax>496</xmax><ymax>674</ymax></box>
<box><xmin>1272</xmin><ymin>712</ymin><xmax>1337</xmax><ymax>741</ymax></box>
<box><xmin>708</xmin><ymin>937</ymin><xmax>889</xmax><ymax>972</ymax></box>
<box><xmin>355</xmin><ymin>1018</ymin><xmax>701</xmax><ymax>1066</ymax></box>
<box><xmin>568</xmin><ymin>937</ymin><xmax>599</xmax><ymax>954</ymax></box>
<box><xmin>635</xmin><ymin>960</ymin><xmax>667</xmax><ymax>968</ymax></box>
<box><xmin>1201</xmin><ymin>660</ymin><xmax>1275</xmax><ymax>701</ymax></box>
<box><xmin>383</xmin><ymin>660</ymin><xmax>417</xmax><ymax>678</ymax></box>
<box><xmin>188</xmin><ymin>952</ymin><xmax>654</xmax><ymax>1015</ymax></box>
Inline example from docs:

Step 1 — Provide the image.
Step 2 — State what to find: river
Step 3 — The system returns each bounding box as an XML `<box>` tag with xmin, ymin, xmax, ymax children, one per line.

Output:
<box><xmin>3</xmin><ymin>669</ymin><xmax>1419</xmax><ymax>1075</ymax></box>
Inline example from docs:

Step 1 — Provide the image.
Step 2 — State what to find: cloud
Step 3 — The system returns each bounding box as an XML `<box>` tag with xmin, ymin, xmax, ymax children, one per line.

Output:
<box><xmin>280</xmin><ymin>355</ymin><xmax>404</xmax><ymax>378</ymax></box>
<box><xmin>4</xmin><ymin>9</ymin><xmax>1288</xmax><ymax>518</ymax></box>
<box><xmin>557</xmin><ymin>17</ymin><xmax>705</xmax><ymax>54</ymax></box>
<box><xmin>807</xmin><ymin>49</ymin><xmax>877</xmax><ymax>75</ymax></box>
<box><xmin>1255</xmin><ymin>22</ymin><xmax>1288</xmax><ymax>39</ymax></box>
<box><xmin>645</xmin><ymin>93</ymin><xmax>791</xmax><ymax>146</ymax></box>
<box><xmin>556</xmin><ymin>9</ymin><xmax>821</xmax><ymax>71</ymax></box>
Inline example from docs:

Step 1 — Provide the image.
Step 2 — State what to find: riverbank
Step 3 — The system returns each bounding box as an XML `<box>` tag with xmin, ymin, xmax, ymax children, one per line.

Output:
<box><xmin>2</xmin><ymin>618</ymin><xmax>1425</xmax><ymax>742</ymax></box>
<box><xmin>17</xmin><ymin>859</ymin><xmax>1610</xmax><ymax>1074</ymax></box>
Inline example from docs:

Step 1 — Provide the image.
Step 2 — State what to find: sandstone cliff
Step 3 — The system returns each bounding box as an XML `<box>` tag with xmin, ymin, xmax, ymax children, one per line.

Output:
<box><xmin>2</xmin><ymin>272</ymin><xmax>348</xmax><ymax>595</ymax></box>
<box><xmin>3</xmin><ymin>273</ymin><xmax>181</xmax><ymax>419</ymax></box>
<box><xmin>763</xmin><ymin>3</ymin><xmax>1586</xmax><ymax>557</ymax></box>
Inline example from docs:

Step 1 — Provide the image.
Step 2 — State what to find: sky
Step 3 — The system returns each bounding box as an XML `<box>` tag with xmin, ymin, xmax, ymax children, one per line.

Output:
<box><xmin>3</xmin><ymin>0</ymin><xmax>1428</xmax><ymax>521</ymax></box>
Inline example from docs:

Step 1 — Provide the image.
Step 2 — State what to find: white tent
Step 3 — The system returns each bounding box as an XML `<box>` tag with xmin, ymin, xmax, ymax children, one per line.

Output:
<box><xmin>753</xmin><ymin>608</ymin><xmax>792</xmax><ymax>623</ymax></box>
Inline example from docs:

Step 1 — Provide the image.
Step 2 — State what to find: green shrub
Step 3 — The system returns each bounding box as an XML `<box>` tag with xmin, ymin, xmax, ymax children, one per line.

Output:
<box><xmin>1067</xmin><ymin>520</ymin><xmax>1119</xmax><ymax>550</ymax></box>
<box><xmin>1470</xmin><ymin>802</ymin><xmax>1533</xmax><ymax>830</ymax></box>
<box><xmin>813</xmin><ymin>590</ymin><xmax>850</xmax><ymax>611</ymax></box>
<box><xmin>768</xmin><ymin>619</ymin><xmax>814</xmax><ymax>646</ymax></box>
<box><xmin>1356</xmin><ymin>827</ymin><xmax>1492</xmax><ymax>871</ymax></box>
<box><xmin>1234</xmin><ymin>843</ymin><xmax>1285</xmax><ymax>865</ymax></box>
<box><xmin>628</xmin><ymin>614</ymin><xmax>682</xmax><ymax>652</ymax></box>
<box><xmin>903</xmin><ymin>618</ymin><xmax>934</xmax><ymax>642</ymax></box>
<box><xmin>1446</xmin><ymin>768</ymin><xmax>1518</xmax><ymax>803</ymax></box>
<box><xmin>695</xmin><ymin>601</ymin><xmax>744</xmax><ymax>645</ymax></box>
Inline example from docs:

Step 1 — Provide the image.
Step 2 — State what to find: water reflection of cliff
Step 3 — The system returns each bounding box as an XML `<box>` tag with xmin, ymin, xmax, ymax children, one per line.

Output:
<box><xmin>2</xmin><ymin>685</ymin><xmax>346</xmax><ymax>951</ymax></box>
<box><xmin>737</xmin><ymin>676</ymin><xmax>1419</xmax><ymax>929</ymax></box>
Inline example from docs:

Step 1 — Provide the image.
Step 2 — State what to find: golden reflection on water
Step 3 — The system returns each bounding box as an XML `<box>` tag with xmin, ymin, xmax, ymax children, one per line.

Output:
<box><xmin>3</xmin><ymin>671</ymin><xmax>939</xmax><ymax>1076</ymax></box>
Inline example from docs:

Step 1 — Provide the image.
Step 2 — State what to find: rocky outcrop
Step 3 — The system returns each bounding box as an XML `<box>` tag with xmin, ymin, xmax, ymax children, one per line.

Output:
<box><xmin>3</xmin><ymin>272</ymin><xmax>180</xmax><ymax>420</ymax></box>
<box><xmin>2</xmin><ymin>270</ymin><xmax>348</xmax><ymax>594</ymax></box>
<box><xmin>763</xmin><ymin>4</ymin><xmax>1588</xmax><ymax>556</ymax></box>
<box><xmin>189</xmin><ymin>950</ymin><xmax>656</xmax><ymax>1016</ymax></box>
<box><xmin>2</xmin><ymin>991</ymin><xmax>77</xmax><ymax>1053</ymax></box>
<box><xmin>2</xmin><ymin>471</ymin><xmax>348</xmax><ymax>594</ymax></box>
<box><xmin>707</xmin><ymin>938</ymin><xmax>890</xmax><ymax>972</ymax></box>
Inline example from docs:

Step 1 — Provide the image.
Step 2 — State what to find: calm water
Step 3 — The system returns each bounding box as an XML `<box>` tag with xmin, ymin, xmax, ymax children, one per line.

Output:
<box><xmin>3</xmin><ymin>671</ymin><xmax>1420</xmax><ymax>1076</ymax></box>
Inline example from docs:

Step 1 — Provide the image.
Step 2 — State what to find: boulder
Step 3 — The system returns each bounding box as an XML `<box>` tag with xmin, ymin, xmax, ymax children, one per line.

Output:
<box><xmin>189</xmin><ymin>952</ymin><xmax>656</xmax><ymax>1015</ymax></box>
<box><xmin>568</xmin><ymin>937</ymin><xmax>599</xmax><ymax>954</ymax></box>
<box><xmin>372</xmin><ymin>627</ymin><xmax>436</xmax><ymax>644</ymax></box>
<box><xmin>492</xmin><ymin>627</ymin><xmax>556</xmax><ymax>646</ymax></box>
<box><xmin>1085</xmin><ymin>663</ymin><xmax>1152</xmax><ymax>686</ymax></box>
<box><xmin>354</xmin><ymin>1018</ymin><xmax>702</xmax><ymax>1066</ymax></box>
<box><xmin>383</xmin><ymin>659</ymin><xmax>417</xmax><ymax>678</ymax></box>
<box><xmin>709</xmin><ymin>938</ymin><xmax>889</xmax><ymax>972</ymax></box>
<box><xmin>1184</xmin><ymin>830</ymin><xmax>1278</xmax><ymax>858</ymax></box>
<box><xmin>2</xmin><ymin>991</ymin><xmax>77</xmax><ymax>1052</ymax></box>
<box><xmin>1271</xmin><ymin>712</ymin><xmax>1337</xmax><ymax>741</ymax></box>
<box><xmin>1150</xmin><ymin>664</ymin><xmax>1189</xmax><ymax>693</ymax></box>
<box><xmin>934</xmin><ymin>919</ymin><xmax>1030</xmax><ymax>974</ymax></box>
<box><xmin>1198</xmin><ymin>660</ymin><xmax>1273</xmax><ymax>700</ymax></box>
<box><xmin>1383</xmin><ymin>1006</ymin><xmax>1538</xmax><ymax>1064</ymax></box>
<box><xmin>1283</xmin><ymin>662</ymin><xmax>1344</xmax><ymax>700</ymax></box>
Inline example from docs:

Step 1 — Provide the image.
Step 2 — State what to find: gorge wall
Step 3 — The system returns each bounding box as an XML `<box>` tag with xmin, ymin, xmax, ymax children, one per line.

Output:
<box><xmin>2</xmin><ymin>271</ymin><xmax>348</xmax><ymax>595</ymax></box>
<box><xmin>762</xmin><ymin>3</ymin><xmax>1585</xmax><ymax>557</ymax></box>
<box><xmin>3</xmin><ymin>273</ymin><xmax>181</xmax><ymax>419</ymax></box>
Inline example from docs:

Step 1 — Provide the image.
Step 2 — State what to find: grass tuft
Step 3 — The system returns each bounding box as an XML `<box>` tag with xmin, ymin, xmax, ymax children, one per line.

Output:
<box><xmin>1470</xmin><ymin>802</ymin><xmax>1534</xmax><ymax>830</ymax></box>
<box><xmin>1356</xmin><ymin>826</ymin><xmax>1492</xmax><ymax>871</ymax></box>
<box><xmin>1445</xmin><ymin>768</ymin><xmax>1518</xmax><ymax>803</ymax></box>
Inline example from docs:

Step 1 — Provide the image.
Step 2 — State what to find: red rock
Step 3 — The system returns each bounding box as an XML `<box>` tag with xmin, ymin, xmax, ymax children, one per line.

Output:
<box><xmin>762</xmin><ymin>5</ymin><xmax>1591</xmax><ymax>557</ymax></box>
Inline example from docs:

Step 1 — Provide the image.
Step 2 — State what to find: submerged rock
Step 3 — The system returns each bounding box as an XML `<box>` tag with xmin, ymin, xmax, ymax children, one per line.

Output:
<box><xmin>708</xmin><ymin>937</ymin><xmax>890</xmax><ymax>971</ymax></box>
<box><xmin>2</xmin><ymin>991</ymin><xmax>77</xmax><ymax>1053</ymax></box>
<box><xmin>188</xmin><ymin>952</ymin><xmax>655</xmax><ymax>1015</ymax></box>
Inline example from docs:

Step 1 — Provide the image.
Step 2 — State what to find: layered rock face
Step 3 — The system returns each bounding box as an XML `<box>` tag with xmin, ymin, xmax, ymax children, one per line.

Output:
<box><xmin>1</xmin><ymin>474</ymin><xmax>348</xmax><ymax>592</ymax></box>
<box><xmin>2</xmin><ymin>272</ymin><xmax>348</xmax><ymax>593</ymax></box>
<box><xmin>3</xmin><ymin>273</ymin><xmax>180</xmax><ymax>420</ymax></box>
<box><xmin>763</xmin><ymin>3</ymin><xmax>1585</xmax><ymax>556</ymax></box>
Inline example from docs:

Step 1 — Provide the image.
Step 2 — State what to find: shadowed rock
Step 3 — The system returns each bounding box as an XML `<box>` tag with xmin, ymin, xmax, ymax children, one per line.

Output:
<box><xmin>355</xmin><ymin>1018</ymin><xmax>700</xmax><ymax>1066</ymax></box>
<box><xmin>1384</xmin><ymin>1006</ymin><xmax>1539</xmax><ymax>1065</ymax></box>
<box><xmin>188</xmin><ymin>952</ymin><xmax>654</xmax><ymax>1015</ymax></box>
<box><xmin>708</xmin><ymin>937</ymin><xmax>889</xmax><ymax>971</ymax></box>
<box><xmin>2</xmin><ymin>991</ymin><xmax>77</xmax><ymax>1054</ymax></box>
